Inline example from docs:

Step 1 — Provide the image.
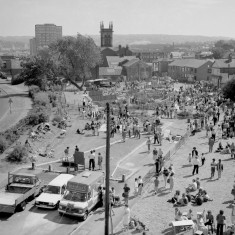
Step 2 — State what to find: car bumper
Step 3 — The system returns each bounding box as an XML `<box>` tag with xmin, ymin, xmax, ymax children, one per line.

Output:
<box><xmin>58</xmin><ymin>209</ymin><xmax>84</xmax><ymax>217</ymax></box>
<box><xmin>36</xmin><ymin>204</ymin><xmax>56</xmax><ymax>209</ymax></box>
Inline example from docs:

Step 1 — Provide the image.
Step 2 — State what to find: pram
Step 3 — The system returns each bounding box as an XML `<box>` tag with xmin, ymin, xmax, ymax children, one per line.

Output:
<box><xmin>113</xmin><ymin>195</ymin><xmax>121</xmax><ymax>207</ymax></box>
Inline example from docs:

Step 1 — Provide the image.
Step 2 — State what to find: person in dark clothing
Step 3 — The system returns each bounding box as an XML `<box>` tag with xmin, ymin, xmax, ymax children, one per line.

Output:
<box><xmin>153</xmin><ymin>131</ymin><xmax>159</xmax><ymax>144</ymax></box>
<box><xmin>155</xmin><ymin>158</ymin><xmax>160</xmax><ymax>174</ymax></box>
<box><xmin>192</xmin><ymin>147</ymin><xmax>198</xmax><ymax>157</ymax></box>
<box><xmin>216</xmin><ymin>210</ymin><xmax>226</xmax><ymax>235</ymax></box>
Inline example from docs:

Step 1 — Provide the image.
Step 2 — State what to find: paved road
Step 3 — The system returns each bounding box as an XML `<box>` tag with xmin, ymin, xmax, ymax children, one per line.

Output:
<box><xmin>0</xmin><ymin>198</ymin><xmax>83</xmax><ymax>235</ymax></box>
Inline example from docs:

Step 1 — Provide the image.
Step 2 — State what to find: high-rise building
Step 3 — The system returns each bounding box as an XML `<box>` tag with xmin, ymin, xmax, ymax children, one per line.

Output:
<box><xmin>30</xmin><ymin>23</ymin><xmax>62</xmax><ymax>56</ymax></box>
<box><xmin>100</xmin><ymin>21</ymin><xmax>113</xmax><ymax>48</ymax></box>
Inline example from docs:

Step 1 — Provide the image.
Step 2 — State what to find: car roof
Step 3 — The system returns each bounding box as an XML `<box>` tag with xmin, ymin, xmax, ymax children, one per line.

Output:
<box><xmin>68</xmin><ymin>171</ymin><xmax>104</xmax><ymax>185</ymax></box>
<box><xmin>48</xmin><ymin>174</ymin><xmax>74</xmax><ymax>187</ymax></box>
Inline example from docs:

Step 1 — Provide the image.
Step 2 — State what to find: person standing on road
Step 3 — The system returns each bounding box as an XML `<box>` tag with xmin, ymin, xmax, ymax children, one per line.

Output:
<box><xmin>192</xmin><ymin>156</ymin><xmax>200</xmax><ymax>175</ymax></box>
<box><xmin>216</xmin><ymin>210</ymin><xmax>226</xmax><ymax>235</ymax></box>
<box><xmin>64</xmin><ymin>147</ymin><xmax>69</xmax><ymax>161</ymax></box>
<box><xmin>192</xmin><ymin>147</ymin><xmax>198</xmax><ymax>157</ymax></box>
<box><xmin>123</xmin><ymin>183</ymin><xmax>130</xmax><ymax>205</ymax></box>
<box><xmin>134</xmin><ymin>178</ymin><xmax>138</xmax><ymax>196</ymax></box>
<box><xmin>169</xmin><ymin>171</ymin><xmax>175</xmax><ymax>192</ymax></box>
<box><xmin>138</xmin><ymin>176</ymin><xmax>143</xmax><ymax>196</ymax></box>
<box><xmin>122</xmin><ymin>204</ymin><xmax>130</xmax><ymax>231</ymax></box>
<box><xmin>146</xmin><ymin>137</ymin><xmax>151</xmax><ymax>153</ymax></box>
<box><xmin>153</xmin><ymin>148</ymin><xmax>158</xmax><ymax>162</ymax></box>
<box><xmin>88</xmin><ymin>150</ymin><xmax>95</xmax><ymax>171</ymax></box>
<box><xmin>153</xmin><ymin>175</ymin><xmax>160</xmax><ymax>195</ymax></box>
<box><xmin>201</xmin><ymin>153</ymin><xmax>205</xmax><ymax>166</ymax></box>
<box><xmin>98</xmin><ymin>152</ymin><xmax>103</xmax><ymax>170</ymax></box>
<box><xmin>210</xmin><ymin>158</ymin><xmax>217</xmax><ymax>179</ymax></box>
<box><xmin>217</xmin><ymin>159</ymin><xmax>223</xmax><ymax>179</ymax></box>
<box><xmin>188</xmin><ymin>153</ymin><xmax>192</xmax><ymax>165</ymax></box>
<box><xmin>208</xmin><ymin>136</ymin><xmax>215</xmax><ymax>153</ymax></box>
<box><xmin>122</xmin><ymin>129</ymin><xmax>127</xmax><ymax>142</ymax></box>
<box><xmin>163</xmin><ymin>167</ymin><xmax>169</xmax><ymax>188</ymax></box>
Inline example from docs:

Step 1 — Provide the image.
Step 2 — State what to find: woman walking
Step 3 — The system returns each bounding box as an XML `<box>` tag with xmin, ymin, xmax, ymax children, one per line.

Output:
<box><xmin>146</xmin><ymin>137</ymin><xmax>151</xmax><ymax>153</ymax></box>
<box><xmin>169</xmin><ymin>171</ymin><xmax>175</xmax><ymax>192</ymax></box>
<box><xmin>138</xmin><ymin>176</ymin><xmax>143</xmax><ymax>196</ymax></box>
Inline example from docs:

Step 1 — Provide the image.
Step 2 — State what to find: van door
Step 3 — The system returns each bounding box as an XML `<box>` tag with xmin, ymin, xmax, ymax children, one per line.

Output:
<box><xmin>87</xmin><ymin>191</ymin><xmax>93</xmax><ymax>210</ymax></box>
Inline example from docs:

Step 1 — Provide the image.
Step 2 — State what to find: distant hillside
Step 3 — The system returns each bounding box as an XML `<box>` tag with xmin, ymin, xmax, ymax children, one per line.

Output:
<box><xmin>88</xmin><ymin>34</ymin><xmax>232</xmax><ymax>46</ymax></box>
<box><xmin>0</xmin><ymin>34</ymin><xmax>233</xmax><ymax>48</ymax></box>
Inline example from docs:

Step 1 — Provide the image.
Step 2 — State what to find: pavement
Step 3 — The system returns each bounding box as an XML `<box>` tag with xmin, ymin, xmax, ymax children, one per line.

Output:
<box><xmin>70</xmin><ymin>120</ymin><xmax>188</xmax><ymax>235</ymax></box>
<box><xmin>0</xmin><ymin>78</ymin><xmax>32</xmax><ymax>132</ymax></box>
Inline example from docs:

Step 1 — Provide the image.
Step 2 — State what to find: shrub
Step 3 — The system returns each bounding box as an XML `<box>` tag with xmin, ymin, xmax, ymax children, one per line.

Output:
<box><xmin>52</xmin><ymin>115</ymin><xmax>62</xmax><ymax>123</ymax></box>
<box><xmin>28</xmin><ymin>110</ymin><xmax>49</xmax><ymax>125</ymax></box>
<box><xmin>6</xmin><ymin>145</ymin><xmax>28</xmax><ymax>162</ymax></box>
<box><xmin>177</xmin><ymin>111</ymin><xmax>190</xmax><ymax>118</ymax></box>
<box><xmin>11</xmin><ymin>76</ymin><xmax>25</xmax><ymax>85</ymax></box>
<box><xmin>0</xmin><ymin>136</ymin><xmax>8</xmax><ymax>153</ymax></box>
<box><xmin>34</xmin><ymin>92</ymin><xmax>50</xmax><ymax>106</ymax></box>
<box><xmin>29</xmin><ymin>85</ymin><xmax>40</xmax><ymax>98</ymax></box>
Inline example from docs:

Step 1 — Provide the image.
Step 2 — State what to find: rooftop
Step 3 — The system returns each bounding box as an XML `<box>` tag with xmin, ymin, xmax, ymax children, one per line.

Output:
<box><xmin>169</xmin><ymin>59</ymin><xmax>209</xmax><ymax>68</ymax></box>
<box><xmin>106</xmin><ymin>56</ymin><xmax>136</xmax><ymax>67</ymax></box>
<box><xmin>212</xmin><ymin>59</ymin><xmax>235</xmax><ymax>68</ymax></box>
<box><xmin>99</xmin><ymin>67</ymin><xmax>122</xmax><ymax>76</ymax></box>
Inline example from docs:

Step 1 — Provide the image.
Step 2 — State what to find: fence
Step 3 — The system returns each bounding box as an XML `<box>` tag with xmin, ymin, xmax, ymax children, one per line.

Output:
<box><xmin>143</xmin><ymin>129</ymin><xmax>191</xmax><ymax>183</ymax></box>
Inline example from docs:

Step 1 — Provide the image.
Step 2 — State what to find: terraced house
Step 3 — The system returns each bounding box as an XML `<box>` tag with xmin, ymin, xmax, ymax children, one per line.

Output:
<box><xmin>168</xmin><ymin>59</ymin><xmax>212</xmax><ymax>82</ymax></box>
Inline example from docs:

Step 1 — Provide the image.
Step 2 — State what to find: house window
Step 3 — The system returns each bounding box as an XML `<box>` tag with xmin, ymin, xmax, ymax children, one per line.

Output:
<box><xmin>194</xmin><ymin>68</ymin><xmax>197</xmax><ymax>73</ymax></box>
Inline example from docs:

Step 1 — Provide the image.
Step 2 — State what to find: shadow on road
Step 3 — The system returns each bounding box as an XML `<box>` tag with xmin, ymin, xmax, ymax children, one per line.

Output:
<box><xmin>28</xmin><ymin>206</ymin><xmax>79</xmax><ymax>225</ymax></box>
<box><xmin>0</xmin><ymin>212</ymin><xmax>13</xmax><ymax>221</ymax></box>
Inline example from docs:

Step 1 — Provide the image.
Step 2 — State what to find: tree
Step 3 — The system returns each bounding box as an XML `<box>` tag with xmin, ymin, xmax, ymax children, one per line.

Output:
<box><xmin>212</xmin><ymin>47</ymin><xmax>224</xmax><ymax>59</ymax></box>
<box><xmin>49</xmin><ymin>34</ymin><xmax>102</xmax><ymax>90</ymax></box>
<box><xmin>222</xmin><ymin>78</ymin><xmax>235</xmax><ymax>101</ymax></box>
<box><xmin>21</xmin><ymin>56</ymin><xmax>59</xmax><ymax>90</ymax></box>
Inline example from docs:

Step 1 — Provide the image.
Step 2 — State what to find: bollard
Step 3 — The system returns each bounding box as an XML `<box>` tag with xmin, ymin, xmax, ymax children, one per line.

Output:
<box><xmin>32</xmin><ymin>162</ymin><xmax>35</xmax><ymax>170</ymax></box>
<box><xmin>66</xmin><ymin>167</ymin><xmax>70</xmax><ymax>174</ymax></box>
<box><xmin>48</xmin><ymin>164</ymin><xmax>52</xmax><ymax>172</ymax></box>
<box><xmin>122</xmin><ymin>174</ymin><xmax>126</xmax><ymax>182</ymax></box>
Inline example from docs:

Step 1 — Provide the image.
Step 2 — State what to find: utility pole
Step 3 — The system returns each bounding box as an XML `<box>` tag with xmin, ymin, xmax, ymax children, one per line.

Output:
<box><xmin>105</xmin><ymin>102</ymin><xmax>110</xmax><ymax>235</ymax></box>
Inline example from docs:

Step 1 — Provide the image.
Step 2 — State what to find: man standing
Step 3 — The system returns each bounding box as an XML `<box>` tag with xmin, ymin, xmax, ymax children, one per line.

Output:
<box><xmin>64</xmin><ymin>147</ymin><xmax>69</xmax><ymax>161</ymax></box>
<box><xmin>216</xmin><ymin>210</ymin><xmax>226</xmax><ymax>235</ymax></box>
<box><xmin>192</xmin><ymin>147</ymin><xmax>198</xmax><ymax>157</ymax></box>
<box><xmin>211</xmin><ymin>158</ymin><xmax>217</xmax><ymax>179</ymax></box>
<box><xmin>88</xmin><ymin>150</ymin><xmax>95</xmax><ymax>171</ymax></box>
<box><xmin>217</xmin><ymin>159</ymin><xmax>223</xmax><ymax>179</ymax></box>
<box><xmin>192</xmin><ymin>156</ymin><xmax>200</xmax><ymax>175</ymax></box>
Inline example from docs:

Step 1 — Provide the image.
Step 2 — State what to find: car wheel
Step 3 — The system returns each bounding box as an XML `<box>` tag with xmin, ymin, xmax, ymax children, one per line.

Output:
<box><xmin>82</xmin><ymin>211</ymin><xmax>88</xmax><ymax>221</ymax></box>
<box><xmin>55</xmin><ymin>202</ymin><xmax>59</xmax><ymax>209</ymax></box>
<box><xmin>21</xmin><ymin>201</ymin><xmax>26</xmax><ymax>211</ymax></box>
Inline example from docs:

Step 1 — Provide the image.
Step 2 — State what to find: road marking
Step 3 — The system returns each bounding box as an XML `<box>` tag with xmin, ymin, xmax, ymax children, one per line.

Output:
<box><xmin>111</xmin><ymin>122</ymin><xmax>173</xmax><ymax>177</ymax></box>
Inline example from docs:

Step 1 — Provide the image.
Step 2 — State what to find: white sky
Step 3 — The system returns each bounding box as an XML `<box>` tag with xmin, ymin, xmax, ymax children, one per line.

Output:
<box><xmin>0</xmin><ymin>0</ymin><xmax>235</xmax><ymax>37</ymax></box>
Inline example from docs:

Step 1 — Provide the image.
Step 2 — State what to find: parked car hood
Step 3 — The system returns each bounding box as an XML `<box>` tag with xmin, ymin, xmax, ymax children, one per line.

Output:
<box><xmin>36</xmin><ymin>193</ymin><xmax>61</xmax><ymax>204</ymax></box>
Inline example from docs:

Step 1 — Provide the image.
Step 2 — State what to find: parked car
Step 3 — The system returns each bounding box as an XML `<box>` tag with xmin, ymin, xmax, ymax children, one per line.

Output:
<box><xmin>35</xmin><ymin>174</ymin><xmax>74</xmax><ymax>209</ymax></box>
<box><xmin>0</xmin><ymin>172</ymin><xmax>43</xmax><ymax>213</ymax></box>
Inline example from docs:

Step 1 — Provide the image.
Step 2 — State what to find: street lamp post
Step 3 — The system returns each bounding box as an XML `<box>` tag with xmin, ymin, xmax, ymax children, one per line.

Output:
<box><xmin>105</xmin><ymin>102</ymin><xmax>111</xmax><ymax>235</ymax></box>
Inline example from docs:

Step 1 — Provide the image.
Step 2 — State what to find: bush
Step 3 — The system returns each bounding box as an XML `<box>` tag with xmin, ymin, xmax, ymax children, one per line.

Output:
<box><xmin>0</xmin><ymin>136</ymin><xmax>8</xmax><ymax>153</ymax></box>
<box><xmin>222</xmin><ymin>78</ymin><xmax>235</xmax><ymax>101</ymax></box>
<box><xmin>34</xmin><ymin>92</ymin><xmax>50</xmax><ymax>106</ymax></box>
<box><xmin>177</xmin><ymin>111</ymin><xmax>190</xmax><ymax>118</ymax></box>
<box><xmin>29</xmin><ymin>85</ymin><xmax>40</xmax><ymax>98</ymax></box>
<box><xmin>11</xmin><ymin>76</ymin><xmax>25</xmax><ymax>85</ymax></box>
<box><xmin>52</xmin><ymin>115</ymin><xmax>62</xmax><ymax>123</ymax></box>
<box><xmin>6</xmin><ymin>145</ymin><xmax>28</xmax><ymax>162</ymax></box>
<box><xmin>28</xmin><ymin>110</ymin><xmax>49</xmax><ymax>125</ymax></box>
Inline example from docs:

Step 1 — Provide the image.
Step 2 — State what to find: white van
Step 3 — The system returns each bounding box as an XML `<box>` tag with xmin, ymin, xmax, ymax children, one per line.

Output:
<box><xmin>58</xmin><ymin>171</ymin><xmax>104</xmax><ymax>220</ymax></box>
<box><xmin>35</xmin><ymin>174</ymin><xmax>74</xmax><ymax>209</ymax></box>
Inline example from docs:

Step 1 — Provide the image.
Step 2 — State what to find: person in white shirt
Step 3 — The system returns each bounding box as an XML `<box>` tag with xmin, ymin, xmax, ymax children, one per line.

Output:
<box><xmin>186</xmin><ymin>179</ymin><xmax>197</xmax><ymax>192</ymax></box>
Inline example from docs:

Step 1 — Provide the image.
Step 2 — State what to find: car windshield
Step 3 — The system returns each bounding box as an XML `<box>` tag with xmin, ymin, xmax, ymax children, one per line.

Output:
<box><xmin>63</xmin><ymin>191</ymin><xmax>87</xmax><ymax>202</ymax></box>
<box><xmin>44</xmin><ymin>185</ymin><xmax>60</xmax><ymax>194</ymax></box>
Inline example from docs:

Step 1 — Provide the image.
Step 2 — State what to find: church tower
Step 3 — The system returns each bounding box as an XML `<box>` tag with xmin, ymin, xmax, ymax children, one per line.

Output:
<box><xmin>100</xmin><ymin>21</ymin><xmax>113</xmax><ymax>47</ymax></box>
